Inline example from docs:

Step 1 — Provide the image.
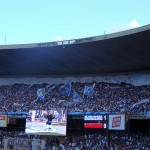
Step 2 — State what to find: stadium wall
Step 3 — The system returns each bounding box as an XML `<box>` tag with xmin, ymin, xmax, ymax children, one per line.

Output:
<box><xmin>0</xmin><ymin>74</ymin><xmax>150</xmax><ymax>86</ymax></box>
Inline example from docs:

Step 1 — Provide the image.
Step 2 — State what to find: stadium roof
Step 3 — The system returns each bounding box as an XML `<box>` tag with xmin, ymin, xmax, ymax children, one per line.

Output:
<box><xmin>0</xmin><ymin>24</ymin><xmax>150</xmax><ymax>76</ymax></box>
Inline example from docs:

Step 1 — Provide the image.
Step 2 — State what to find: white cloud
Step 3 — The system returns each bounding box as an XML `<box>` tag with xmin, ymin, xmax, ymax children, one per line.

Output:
<box><xmin>127</xmin><ymin>19</ymin><xmax>141</xmax><ymax>29</ymax></box>
<box><xmin>108</xmin><ymin>19</ymin><xmax>142</xmax><ymax>33</ymax></box>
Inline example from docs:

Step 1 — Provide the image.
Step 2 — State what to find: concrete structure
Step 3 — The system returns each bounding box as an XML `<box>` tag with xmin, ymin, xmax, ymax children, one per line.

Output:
<box><xmin>0</xmin><ymin>24</ymin><xmax>150</xmax><ymax>75</ymax></box>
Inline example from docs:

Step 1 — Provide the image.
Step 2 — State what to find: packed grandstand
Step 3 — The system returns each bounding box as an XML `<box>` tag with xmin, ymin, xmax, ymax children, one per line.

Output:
<box><xmin>0</xmin><ymin>25</ymin><xmax>150</xmax><ymax>150</ymax></box>
<box><xmin>0</xmin><ymin>78</ymin><xmax>149</xmax><ymax>115</ymax></box>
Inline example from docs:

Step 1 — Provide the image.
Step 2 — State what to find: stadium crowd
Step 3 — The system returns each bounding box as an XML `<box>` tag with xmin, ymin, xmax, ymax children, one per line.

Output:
<box><xmin>0</xmin><ymin>82</ymin><xmax>149</xmax><ymax>149</ymax></box>
<box><xmin>0</xmin><ymin>130</ymin><xmax>149</xmax><ymax>149</ymax></box>
<box><xmin>0</xmin><ymin>82</ymin><xmax>149</xmax><ymax>115</ymax></box>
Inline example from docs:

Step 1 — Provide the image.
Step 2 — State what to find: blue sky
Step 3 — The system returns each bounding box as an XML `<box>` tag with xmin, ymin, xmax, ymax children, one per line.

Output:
<box><xmin>0</xmin><ymin>0</ymin><xmax>150</xmax><ymax>44</ymax></box>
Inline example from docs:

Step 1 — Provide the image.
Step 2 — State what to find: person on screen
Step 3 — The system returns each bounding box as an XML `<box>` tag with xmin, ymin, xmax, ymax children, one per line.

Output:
<box><xmin>45</xmin><ymin>113</ymin><xmax>54</xmax><ymax>130</ymax></box>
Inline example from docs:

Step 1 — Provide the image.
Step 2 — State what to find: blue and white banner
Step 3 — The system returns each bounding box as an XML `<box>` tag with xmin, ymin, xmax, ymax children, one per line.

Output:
<box><xmin>0</xmin><ymin>96</ymin><xmax>5</xmax><ymax>100</ymax></box>
<box><xmin>59</xmin><ymin>83</ymin><xmax>71</xmax><ymax>97</ymax></box>
<box><xmin>131</xmin><ymin>99</ymin><xmax>150</xmax><ymax>108</ymax></box>
<box><xmin>83</xmin><ymin>83</ymin><xmax>95</xmax><ymax>98</ymax></box>
<box><xmin>37</xmin><ymin>88</ymin><xmax>45</xmax><ymax>102</ymax></box>
<box><xmin>73</xmin><ymin>92</ymin><xmax>83</xmax><ymax>103</ymax></box>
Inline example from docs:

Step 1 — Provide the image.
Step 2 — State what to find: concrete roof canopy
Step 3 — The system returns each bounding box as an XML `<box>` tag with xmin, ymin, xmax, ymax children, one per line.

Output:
<box><xmin>0</xmin><ymin>24</ymin><xmax>150</xmax><ymax>76</ymax></box>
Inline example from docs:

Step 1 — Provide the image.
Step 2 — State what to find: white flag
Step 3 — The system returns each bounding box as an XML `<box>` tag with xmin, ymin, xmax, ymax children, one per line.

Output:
<box><xmin>131</xmin><ymin>99</ymin><xmax>149</xmax><ymax>108</ymax></box>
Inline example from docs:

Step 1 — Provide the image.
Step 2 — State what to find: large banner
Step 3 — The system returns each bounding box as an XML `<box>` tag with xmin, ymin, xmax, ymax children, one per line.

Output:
<box><xmin>37</xmin><ymin>88</ymin><xmax>45</xmax><ymax>102</ymax></box>
<box><xmin>83</xmin><ymin>83</ymin><xmax>95</xmax><ymax>98</ymax></box>
<box><xmin>59</xmin><ymin>83</ymin><xmax>71</xmax><ymax>97</ymax></box>
<box><xmin>109</xmin><ymin>114</ymin><xmax>125</xmax><ymax>130</ymax></box>
<box><xmin>0</xmin><ymin>115</ymin><xmax>7</xmax><ymax>127</ymax></box>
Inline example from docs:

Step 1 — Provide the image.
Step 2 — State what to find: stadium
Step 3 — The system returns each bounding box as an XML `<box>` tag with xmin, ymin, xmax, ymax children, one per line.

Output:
<box><xmin>0</xmin><ymin>24</ymin><xmax>150</xmax><ymax>149</ymax></box>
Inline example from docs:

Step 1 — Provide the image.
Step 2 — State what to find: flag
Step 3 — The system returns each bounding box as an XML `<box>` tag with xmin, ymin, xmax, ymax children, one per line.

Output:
<box><xmin>14</xmin><ymin>102</ymin><xmax>20</xmax><ymax>106</ymax></box>
<box><xmin>131</xmin><ymin>99</ymin><xmax>150</xmax><ymax>108</ymax></box>
<box><xmin>59</xmin><ymin>83</ymin><xmax>71</xmax><ymax>96</ymax></box>
<box><xmin>37</xmin><ymin>88</ymin><xmax>45</xmax><ymax>102</ymax></box>
<box><xmin>83</xmin><ymin>83</ymin><xmax>95</xmax><ymax>98</ymax></box>
<box><xmin>58</xmin><ymin>100</ymin><xmax>66</xmax><ymax>105</ymax></box>
<box><xmin>0</xmin><ymin>96</ymin><xmax>5</xmax><ymax>100</ymax></box>
<box><xmin>73</xmin><ymin>92</ymin><xmax>83</xmax><ymax>103</ymax></box>
<box><xmin>45</xmin><ymin>85</ymin><xmax>56</xmax><ymax>95</ymax></box>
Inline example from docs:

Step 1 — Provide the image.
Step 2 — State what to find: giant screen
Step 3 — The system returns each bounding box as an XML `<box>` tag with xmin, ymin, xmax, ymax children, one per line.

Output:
<box><xmin>25</xmin><ymin>110</ymin><xmax>67</xmax><ymax>136</ymax></box>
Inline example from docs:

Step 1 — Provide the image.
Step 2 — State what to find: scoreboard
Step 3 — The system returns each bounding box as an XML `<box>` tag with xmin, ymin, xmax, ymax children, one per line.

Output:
<box><xmin>67</xmin><ymin>112</ymin><xmax>126</xmax><ymax>136</ymax></box>
<box><xmin>67</xmin><ymin>112</ymin><xmax>108</xmax><ymax>134</ymax></box>
<box><xmin>84</xmin><ymin>115</ymin><xmax>107</xmax><ymax>129</ymax></box>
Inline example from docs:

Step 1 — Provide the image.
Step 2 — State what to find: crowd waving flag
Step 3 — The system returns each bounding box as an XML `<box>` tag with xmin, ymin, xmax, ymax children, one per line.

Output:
<box><xmin>83</xmin><ymin>83</ymin><xmax>95</xmax><ymax>98</ymax></box>
<box><xmin>59</xmin><ymin>83</ymin><xmax>71</xmax><ymax>97</ymax></box>
<box><xmin>73</xmin><ymin>92</ymin><xmax>83</xmax><ymax>103</ymax></box>
<box><xmin>37</xmin><ymin>88</ymin><xmax>45</xmax><ymax>102</ymax></box>
<box><xmin>131</xmin><ymin>98</ymin><xmax>150</xmax><ymax>108</ymax></box>
<box><xmin>0</xmin><ymin>96</ymin><xmax>5</xmax><ymax>100</ymax></box>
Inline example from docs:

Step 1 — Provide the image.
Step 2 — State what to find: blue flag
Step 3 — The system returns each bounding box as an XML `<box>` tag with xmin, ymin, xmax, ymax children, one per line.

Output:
<box><xmin>73</xmin><ymin>92</ymin><xmax>83</xmax><ymax>103</ymax></box>
<box><xmin>59</xmin><ymin>83</ymin><xmax>71</xmax><ymax>96</ymax></box>
<box><xmin>83</xmin><ymin>83</ymin><xmax>95</xmax><ymax>98</ymax></box>
<box><xmin>37</xmin><ymin>88</ymin><xmax>45</xmax><ymax>102</ymax></box>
